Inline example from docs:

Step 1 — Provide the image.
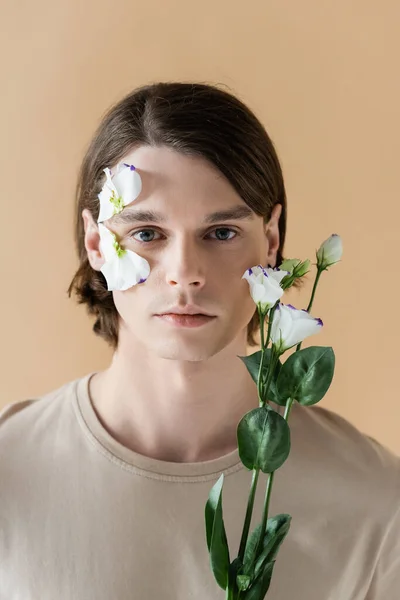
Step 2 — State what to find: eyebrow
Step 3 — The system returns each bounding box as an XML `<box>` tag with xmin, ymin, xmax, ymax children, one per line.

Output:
<box><xmin>111</xmin><ymin>204</ymin><xmax>255</xmax><ymax>226</ymax></box>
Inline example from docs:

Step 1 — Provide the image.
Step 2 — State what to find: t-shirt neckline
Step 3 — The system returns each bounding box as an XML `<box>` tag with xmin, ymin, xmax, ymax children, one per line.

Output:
<box><xmin>73</xmin><ymin>372</ymin><xmax>245</xmax><ymax>482</ymax></box>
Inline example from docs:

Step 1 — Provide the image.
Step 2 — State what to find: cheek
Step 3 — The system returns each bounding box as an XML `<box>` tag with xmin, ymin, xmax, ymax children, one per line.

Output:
<box><xmin>220</xmin><ymin>246</ymin><xmax>265</xmax><ymax>284</ymax></box>
<box><xmin>111</xmin><ymin>289</ymin><xmax>142</xmax><ymax>322</ymax></box>
<box><xmin>222</xmin><ymin>274</ymin><xmax>257</xmax><ymax>317</ymax></box>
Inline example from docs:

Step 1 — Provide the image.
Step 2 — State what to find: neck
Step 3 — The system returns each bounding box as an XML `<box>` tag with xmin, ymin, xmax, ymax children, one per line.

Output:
<box><xmin>88</xmin><ymin>331</ymin><xmax>260</xmax><ymax>463</ymax></box>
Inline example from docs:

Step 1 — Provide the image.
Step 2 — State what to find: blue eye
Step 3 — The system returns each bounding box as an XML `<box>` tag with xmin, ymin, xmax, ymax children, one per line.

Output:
<box><xmin>131</xmin><ymin>229</ymin><xmax>160</xmax><ymax>243</ymax></box>
<box><xmin>129</xmin><ymin>228</ymin><xmax>238</xmax><ymax>243</ymax></box>
<box><xmin>208</xmin><ymin>228</ymin><xmax>238</xmax><ymax>241</ymax></box>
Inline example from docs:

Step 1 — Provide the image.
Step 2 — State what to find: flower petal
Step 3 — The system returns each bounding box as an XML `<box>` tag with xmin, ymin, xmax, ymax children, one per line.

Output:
<box><xmin>271</xmin><ymin>304</ymin><xmax>323</xmax><ymax>352</ymax></box>
<box><xmin>284</xmin><ymin>314</ymin><xmax>322</xmax><ymax>349</ymax></box>
<box><xmin>97</xmin><ymin>169</ymin><xmax>120</xmax><ymax>223</ymax></box>
<box><xmin>242</xmin><ymin>264</ymin><xmax>286</xmax><ymax>310</ymax></box>
<box><xmin>100</xmin><ymin>260</ymin><xmax>119</xmax><ymax>291</ymax></box>
<box><xmin>112</xmin><ymin>164</ymin><xmax>142</xmax><ymax>207</ymax></box>
<box><xmin>98</xmin><ymin>223</ymin><xmax>118</xmax><ymax>262</ymax></box>
<box><xmin>266</xmin><ymin>267</ymin><xmax>290</xmax><ymax>284</ymax></box>
<box><xmin>102</xmin><ymin>250</ymin><xmax>150</xmax><ymax>291</ymax></box>
<box><xmin>116</xmin><ymin>250</ymin><xmax>150</xmax><ymax>290</ymax></box>
<box><xmin>97</xmin><ymin>165</ymin><xmax>142</xmax><ymax>223</ymax></box>
<box><xmin>98</xmin><ymin>223</ymin><xmax>150</xmax><ymax>291</ymax></box>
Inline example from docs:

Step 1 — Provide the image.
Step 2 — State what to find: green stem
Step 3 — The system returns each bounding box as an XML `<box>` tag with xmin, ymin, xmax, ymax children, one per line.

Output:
<box><xmin>257</xmin><ymin>309</ymin><xmax>266</xmax><ymax>405</ymax></box>
<box><xmin>284</xmin><ymin>398</ymin><xmax>294</xmax><ymax>420</ymax></box>
<box><xmin>238</xmin><ymin>267</ymin><xmax>324</xmax><ymax>584</ymax></box>
<box><xmin>253</xmin><ymin>470</ymin><xmax>275</xmax><ymax>558</ymax></box>
<box><xmin>307</xmin><ymin>268</ymin><xmax>322</xmax><ymax>313</ymax></box>
<box><xmin>259</xmin><ymin>306</ymin><xmax>266</xmax><ymax>349</ymax></box>
<box><xmin>236</xmin><ymin>366</ymin><xmax>279</xmax><ymax>591</ymax></box>
<box><xmin>264</xmin><ymin>305</ymin><xmax>275</xmax><ymax>349</ymax></box>
<box><xmin>237</xmin><ymin>468</ymin><xmax>260</xmax><ymax>562</ymax></box>
<box><xmin>253</xmin><ymin>396</ymin><xmax>294</xmax><ymax>561</ymax></box>
<box><xmin>231</xmin><ymin>588</ymin><xmax>242</xmax><ymax>600</ymax></box>
<box><xmin>227</xmin><ymin>583</ymin><xmax>242</xmax><ymax>600</ymax></box>
<box><xmin>260</xmin><ymin>348</ymin><xmax>279</xmax><ymax>408</ymax></box>
<box><xmin>236</xmin><ymin>305</ymin><xmax>276</xmax><ymax>574</ymax></box>
<box><xmin>228</xmin><ymin>269</ymin><xmax>325</xmax><ymax>596</ymax></box>
<box><xmin>296</xmin><ymin>267</ymin><xmax>322</xmax><ymax>352</ymax></box>
<box><xmin>258</xmin><ymin>304</ymin><xmax>278</xmax><ymax>407</ymax></box>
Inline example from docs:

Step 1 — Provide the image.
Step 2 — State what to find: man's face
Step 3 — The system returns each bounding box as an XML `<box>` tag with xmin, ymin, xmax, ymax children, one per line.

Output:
<box><xmin>85</xmin><ymin>145</ymin><xmax>281</xmax><ymax>361</ymax></box>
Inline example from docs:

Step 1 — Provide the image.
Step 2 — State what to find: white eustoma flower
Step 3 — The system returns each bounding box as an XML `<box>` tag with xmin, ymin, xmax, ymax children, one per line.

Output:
<box><xmin>270</xmin><ymin>303</ymin><xmax>323</xmax><ymax>353</ymax></box>
<box><xmin>242</xmin><ymin>265</ymin><xmax>289</xmax><ymax>312</ymax></box>
<box><xmin>98</xmin><ymin>223</ymin><xmax>150</xmax><ymax>291</ymax></box>
<box><xmin>97</xmin><ymin>162</ymin><xmax>142</xmax><ymax>223</ymax></box>
<box><xmin>316</xmin><ymin>234</ymin><xmax>343</xmax><ymax>270</ymax></box>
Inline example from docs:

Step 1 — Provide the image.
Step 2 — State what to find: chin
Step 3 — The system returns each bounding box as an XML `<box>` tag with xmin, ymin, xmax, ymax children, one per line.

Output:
<box><xmin>145</xmin><ymin>326</ymin><xmax>243</xmax><ymax>362</ymax></box>
<box><xmin>148</xmin><ymin>338</ymin><xmax>225</xmax><ymax>362</ymax></box>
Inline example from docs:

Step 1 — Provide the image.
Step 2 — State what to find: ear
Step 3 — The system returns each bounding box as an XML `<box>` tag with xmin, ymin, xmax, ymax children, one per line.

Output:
<box><xmin>265</xmin><ymin>203</ymin><xmax>282</xmax><ymax>268</ymax></box>
<box><xmin>82</xmin><ymin>209</ymin><xmax>105</xmax><ymax>271</ymax></box>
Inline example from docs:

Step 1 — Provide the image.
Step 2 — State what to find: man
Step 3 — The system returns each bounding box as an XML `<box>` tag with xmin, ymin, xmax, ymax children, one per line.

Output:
<box><xmin>1</xmin><ymin>82</ymin><xmax>399</xmax><ymax>599</ymax></box>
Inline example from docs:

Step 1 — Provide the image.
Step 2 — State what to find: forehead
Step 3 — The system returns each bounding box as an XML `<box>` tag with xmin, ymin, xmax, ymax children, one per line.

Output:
<box><xmin>117</xmin><ymin>145</ymin><xmax>240</xmax><ymax>205</ymax></box>
<box><xmin>107</xmin><ymin>145</ymin><xmax>260</xmax><ymax>229</ymax></box>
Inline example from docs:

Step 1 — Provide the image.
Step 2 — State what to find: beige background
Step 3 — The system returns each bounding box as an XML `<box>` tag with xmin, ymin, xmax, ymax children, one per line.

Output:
<box><xmin>1</xmin><ymin>1</ymin><xmax>399</xmax><ymax>453</ymax></box>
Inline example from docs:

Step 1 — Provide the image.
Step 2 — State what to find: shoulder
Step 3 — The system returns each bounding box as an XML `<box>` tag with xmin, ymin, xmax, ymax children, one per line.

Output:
<box><xmin>306</xmin><ymin>405</ymin><xmax>400</xmax><ymax>593</ymax></box>
<box><xmin>0</xmin><ymin>376</ymin><xmax>89</xmax><ymax>447</ymax></box>
<box><xmin>0</xmin><ymin>398</ymin><xmax>38</xmax><ymax>425</ymax></box>
<box><xmin>292</xmin><ymin>401</ymin><xmax>400</xmax><ymax>512</ymax></box>
<box><xmin>300</xmin><ymin>402</ymin><xmax>400</xmax><ymax>470</ymax></box>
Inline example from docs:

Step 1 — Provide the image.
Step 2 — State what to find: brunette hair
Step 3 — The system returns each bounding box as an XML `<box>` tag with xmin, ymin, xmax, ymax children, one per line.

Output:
<box><xmin>68</xmin><ymin>82</ymin><xmax>302</xmax><ymax>348</ymax></box>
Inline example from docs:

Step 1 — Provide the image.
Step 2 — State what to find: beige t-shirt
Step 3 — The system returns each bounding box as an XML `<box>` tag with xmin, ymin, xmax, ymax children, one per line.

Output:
<box><xmin>0</xmin><ymin>373</ymin><xmax>399</xmax><ymax>599</ymax></box>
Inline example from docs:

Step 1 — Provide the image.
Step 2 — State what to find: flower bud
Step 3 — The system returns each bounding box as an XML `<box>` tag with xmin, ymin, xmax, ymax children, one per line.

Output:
<box><xmin>316</xmin><ymin>234</ymin><xmax>343</xmax><ymax>270</ymax></box>
<box><xmin>278</xmin><ymin>259</ymin><xmax>301</xmax><ymax>275</ymax></box>
<box><xmin>293</xmin><ymin>259</ymin><xmax>311</xmax><ymax>278</ymax></box>
<box><xmin>278</xmin><ymin>259</ymin><xmax>311</xmax><ymax>290</ymax></box>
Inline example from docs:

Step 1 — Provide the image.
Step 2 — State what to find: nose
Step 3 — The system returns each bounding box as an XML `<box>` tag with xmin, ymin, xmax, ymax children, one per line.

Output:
<box><xmin>164</xmin><ymin>235</ymin><xmax>207</xmax><ymax>289</ymax></box>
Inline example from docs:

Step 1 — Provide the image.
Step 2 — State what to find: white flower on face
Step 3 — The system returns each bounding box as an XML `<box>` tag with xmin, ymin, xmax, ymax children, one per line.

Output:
<box><xmin>98</xmin><ymin>223</ymin><xmax>150</xmax><ymax>291</ymax></box>
<box><xmin>316</xmin><ymin>234</ymin><xmax>343</xmax><ymax>270</ymax></box>
<box><xmin>242</xmin><ymin>265</ymin><xmax>289</xmax><ymax>312</ymax></box>
<box><xmin>97</xmin><ymin>163</ymin><xmax>142</xmax><ymax>223</ymax></box>
<box><xmin>270</xmin><ymin>303</ymin><xmax>323</xmax><ymax>353</ymax></box>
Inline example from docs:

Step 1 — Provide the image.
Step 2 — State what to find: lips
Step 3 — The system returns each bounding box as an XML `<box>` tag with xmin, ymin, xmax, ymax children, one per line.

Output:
<box><xmin>156</xmin><ymin>314</ymin><xmax>216</xmax><ymax>328</ymax></box>
<box><xmin>161</xmin><ymin>314</ymin><xmax>210</xmax><ymax>318</ymax></box>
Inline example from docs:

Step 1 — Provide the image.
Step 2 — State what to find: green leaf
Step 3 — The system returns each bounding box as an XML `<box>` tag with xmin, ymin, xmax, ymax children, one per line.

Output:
<box><xmin>240</xmin><ymin>513</ymin><xmax>291</xmax><ymax>583</ymax></box>
<box><xmin>242</xmin><ymin>560</ymin><xmax>276</xmax><ymax>600</ymax></box>
<box><xmin>204</xmin><ymin>474</ymin><xmax>230</xmax><ymax>589</ymax></box>
<box><xmin>238</xmin><ymin>350</ymin><xmax>283</xmax><ymax>406</ymax></box>
<box><xmin>237</xmin><ymin>406</ymin><xmax>291</xmax><ymax>473</ymax></box>
<box><xmin>276</xmin><ymin>346</ymin><xmax>335</xmax><ymax>406</ymax></box>
<box><xmin>242</xmin><ymin>522</ymin><xmax>263</xmax><ymax>575</ymax></box>
<box><xmin>238</xmin><ymin>350</ymin><xmax>263</xmax><ymax>386</ymax></box>
<box><xmin>253</xmin><ymin>514</ymin><xmax>291</xmax><ymax>579</ymax></box>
